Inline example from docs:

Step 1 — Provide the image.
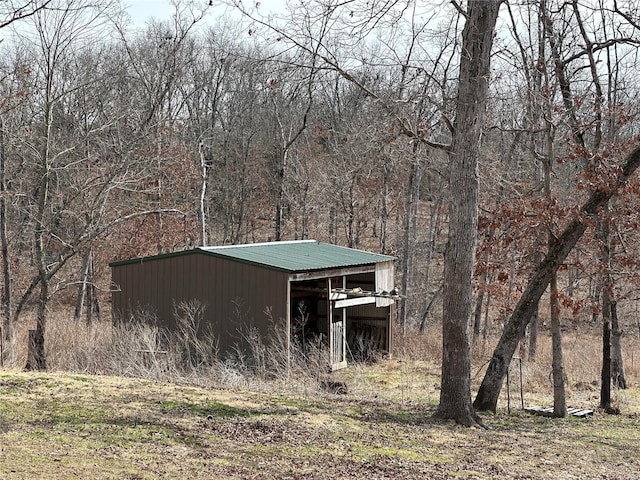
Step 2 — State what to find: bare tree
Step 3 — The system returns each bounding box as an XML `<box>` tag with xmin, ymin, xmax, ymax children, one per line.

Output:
<box><xmin>0</xmin><ymin>114</ymin><xmax>9</xmax><ymax>354</ymax></box>
<box><xmin>23</xmin><ymin>0</ymin><xmax>119</xmax><ymax>369</ymax></box>
<box><xmin>4</xmin><ymin>0</ymin><xmax>192</xmax><ymax>367</ymax></box>
<box><xmin>0</xmin><ymin>0</ymin><xmax>52</xmax><ymax>29</ymax></box>
<box><xmin>0</xmin><ymin>0</ymin><xmax>53</xmax><ymax>368</ymax></box>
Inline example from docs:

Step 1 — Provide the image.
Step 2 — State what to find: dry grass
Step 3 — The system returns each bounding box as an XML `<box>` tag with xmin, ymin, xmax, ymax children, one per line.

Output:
<box><xmin>3</xmin><ymin>310</ymin><xmax>639</xmax><ymax>414</ymax></box>
<box><xmin>391</xmin><ymin>324</ymin><xmax>640</xmax><ymax>413</ymax></box>
<box><xmin>1</xmin><ymin>311</ymin><xmax>640</xmax><ymax>478</ymax></box>
<box><xmin>1</xmin><ymin>370</ymin><xmax>639</xmax><ymax>479</ymax></box>
<box><xmin>2</xmin><ymin>307</ymin><xmax>334</xmax><ymax>397</ymax></box>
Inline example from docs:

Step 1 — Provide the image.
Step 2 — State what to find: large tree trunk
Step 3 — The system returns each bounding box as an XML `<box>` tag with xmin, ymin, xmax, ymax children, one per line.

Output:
<box><xmin>599</xmin><ymin>206</ymin><xmax>614</xmax><ymax>411</ymax></box>
<box><xmin>434</xmin><ymin>0</ymin><xmax>501</xmax><ymax>426</ymax></box>
<box><xmin>610</xmin><ymin>301</ymin><xmax>627</xmax><ymax>389</ymax></box>
<box><xmin>550</xmin><ymin>275</ymin><xmax>567</xmax><ymax>417</ymax></box>
<box><xmin>474</xmin><ymin>144</ymin><xmax>640</xmax><ymax>413</ymax></box>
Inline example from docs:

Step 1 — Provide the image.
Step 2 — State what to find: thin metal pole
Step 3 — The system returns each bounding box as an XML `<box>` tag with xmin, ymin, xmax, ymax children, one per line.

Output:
<box><xmin>519</xmin><ymin>356</ymin><xmax>524</xmax><ymax>409</ymax></box>
<box><xmin>506</xmin><ymin>363</ymin><xmax>511</xmax><ymax>414</ymax></box>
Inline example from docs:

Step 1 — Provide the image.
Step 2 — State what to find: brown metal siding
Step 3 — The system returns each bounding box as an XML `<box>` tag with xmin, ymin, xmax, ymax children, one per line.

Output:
<box><xmin>111</xmin><ymin>252</ymin><xmax>289</xmax><ymax>356</ymax></box>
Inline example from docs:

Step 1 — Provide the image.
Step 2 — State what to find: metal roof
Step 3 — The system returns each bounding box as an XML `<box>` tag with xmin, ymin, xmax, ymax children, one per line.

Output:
<box><xmin>109</xmin><ymin>240</ymin><xmax>395</xmax><ymax>271</ymax></box>
<box><xmin>198</xmin><ymin>240</ymin><xmax>395</xmax><ymax>272</ymax></box>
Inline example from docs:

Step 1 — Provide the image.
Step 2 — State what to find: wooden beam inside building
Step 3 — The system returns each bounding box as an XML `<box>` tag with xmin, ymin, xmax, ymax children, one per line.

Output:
<box><xmin>334</xmin><ymin>297</ymin><xmax>377</xmax><ymax>308</ymax></box>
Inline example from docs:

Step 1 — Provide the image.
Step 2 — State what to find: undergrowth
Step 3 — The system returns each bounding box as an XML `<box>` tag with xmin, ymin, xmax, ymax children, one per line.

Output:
<box><xmin>1</xmin><ymin>305</ymin><xmax>638</xmax><ymax>410</ymax></box>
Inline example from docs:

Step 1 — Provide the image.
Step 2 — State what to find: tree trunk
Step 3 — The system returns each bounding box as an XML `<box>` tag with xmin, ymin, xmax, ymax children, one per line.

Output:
<box><xmin>550</xmin><ymin>275</ymin><xmax>567</xmax><ymax>417</ymax></box>
<box><xmin>199</xmin><ymin>145</ymin><xmax>210</xmax><ymax>246</ymax></box>
<box><xmin>599</xmin><ymin>205</ymin><xmax>613</xmax><ymax>411</ymax></box>
<box><xmin>0</xmin><ymin>115</ymin><xmax>11</xmax><ymax>355</ymax></box>
<box><xmin>30</xmin><ymin>174</ymin><xmax>49</xmax><ymax>371</ymax></box>
<box><xmin>600</xmin><ymin>286</ymin><xmax>612</xmax><ymax>410</ymax></box>
<box><xmin>591</xmin><ymin>276</ymin><xmax>601</xmax><ymax>325</ymax></box>
<box><xmin>482</xmin><ymin>290</ymin><xmax>492</xmax><ymax>340</ymax></box>
<box><xmin>74</xmin><ymin>250</ymin><xmax>92</xmax><ymax>323</ymax></box>
<box><xmin>399</xmin><ymin>150</ymin><xmax>420</xmax><ymax>333</ymax></box>
<box><xmin>418</xmin><ymin>282</ymin><xmax>443</xmax><ymax>332</ymax></box>
<box><xmin>274</xmin><ymin>150</ymin><xmax>286</xmax><ymax>242</ymax></box>
<box><xmin>434</xmin><ymin>0</ymin><xmax>501</xmax><ymax>426</ymax></box>
<box><xmin>474</xmin><ymin>144</ymin><xmax>640</xmax><ymax>412</ymax></box>
<box><xmin>418</xmin><ymin>191</ymin><xmax>445</xmax><ymax>333</ymax></box>
<box><xmin>528</xmin><ymin>307</ymin><xmax>538</xmax><ymax>361</ymax></box>
<box><xmin>379</xmin><ymin>162</ymin><xmax>391</xmax><ymax>253</ymax></box>
<box><xmin>472</xmin><ymin>287</ymin><xmax>485</xmax><ymax>343</ymax></box>
<box><xmin>27</xmin><ymin>70</ymin><xmax>54</xmax><ymax>371</ymax></box>
<box><xmin>544</xmin><ymin>122</ymin><xmax>566</xmax><ymax>417</ymax></box>
<box><xmin>329</xmin><ymin>205</ymin><xmax>337</xmax><ymax>244</ymax></box>
<box><xmin>31</xmin><ymin>176</ymin><xmax>49</xmax><ymax>371</ymax></box>
<box><xmin>610</xmin><ymin>301</ymin><xmax>626</xmax><ymax>389</ymax></box>
<box><xmin>76</xmin><ymin>249</ymin><xmax>99</xmax><ymax>326</ymax></box>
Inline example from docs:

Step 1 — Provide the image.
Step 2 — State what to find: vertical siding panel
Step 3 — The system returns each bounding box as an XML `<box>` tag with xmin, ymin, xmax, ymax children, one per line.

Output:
<box><xmin>111</xmin><ymin>266</ymin><xmax>121</xmax><ymax>319</ymax></box>
<box><xmin>140</xmin><ymin>262</ymin><xmax>147</xmax><ymax>311</ymax></box>
<box><xmin>151</xmin><ymin>260</ymin><xmax>158</xmax><ymax>319</ymax></box>
<box><xmin>168</xmin><ymin>257</ymin><xmax>177</xmax><ymax>326</ymax></box>
<box><xmin>139</xmin><ymin>263</ymin><xmax>147</xmax><ymax>314</ymax></box>
<box><xmin>200</xmin><ymin>255</ymin><xmax>216</xmax><ymax>339</ymax></box>
<box><xmin>255</xmin><ymin>266</ymin><xmax>268</xmax><ymax>334</ymax></box>
<box><xmin>174</xmin><ymin>256</ymin><xmax>182</xmax><ymax>318</ymax></box>
<box><xmin>142</xmin><ymin>262</ymin><xmax>151</xmax><ymax>315</ymax></box>
<box><xmin>208</xmin><ymin>256</ymin><xmax>218</xmax><ymax>341</ymax></box>
<box><xmin>124</xmin><ymin>264</ymin><xmax>132</xmax><ymax>315</ymax></box>
<box><xmin>209</xmin><ymin>257</ymin><xmax>218</xmax><ymax>341</ymax></box>
<box><xmin>126</xmin><ymin>265</ymin><xmax>132</xmax><ymax>314</ymax></box>
<box><xmin>191</xmin><ymin>254</ymin><xmax>199</xmax><ymax>303</ymax></box>
<box><xmin>121</xmin><ymin>264</ymin><xmax>130</xmax><ymax>315</ymax></box>
<box><xmin>179</xmin><ymin>255</ymin><xmax>188</xmax><ymax>304</ymax></box>
<box><xmin>153</xmin><ymin>259</ymin><xmax>161</xmax><ymax>322</ymax></box>
<box><xmin>375</xmin><ymin>261</ymin><xmax>394</xmax><ymax>307</ymax></box>
<box><xmin>167</xmin><ymin>257</ymin><xmax>174</xmax><ymax>322</ymax></box>
<box><xmin>212</xmin><ymin>255</ymin><xmax>228</xmax><ymax>351</ymax></box>
<box><xmin>177</xmin><ymin>255</ymin><xmax>187</xmax><ymax>324</ymax></box>
<box><xmin>152</xmin><ymin>260</ymin><xmax>159</xmax><ymax>320</ymax></box>
<box><xmin>138</xmin><ymin>263</ymin><xmax>145</xmax><ymax>313</ymax></box>
<box><xmin>123</xmin><ymin>264</ymin><xmax>131</xmax><ymax>315</ymax></box>
<box><xmin>167</xmin><ymin>256</ymin><xmax>175</xmax><ymax>314</ymax></box>
<box><xmin>231</xmin><ymin>259</ymin><xmax>244</xmax><ymax>349</ymax></box>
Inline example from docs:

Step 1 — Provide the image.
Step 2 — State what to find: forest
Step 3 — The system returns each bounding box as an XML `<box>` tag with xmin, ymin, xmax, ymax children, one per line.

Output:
<box><xmin>0</xmin><ymin>0</ymin><xmax>640</xmax><ymax>425</ymax></box>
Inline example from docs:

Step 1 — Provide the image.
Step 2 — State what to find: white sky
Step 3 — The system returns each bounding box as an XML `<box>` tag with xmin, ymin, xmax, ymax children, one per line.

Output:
<box><xmin>123</xmin><ymin>0</ymin><xmax>284</xmax><ymax>26</ymax></box>
<box><xmin>124</xmin><ymin>0</ymin><xmax>194</xmax><ymax>24</ymax></box>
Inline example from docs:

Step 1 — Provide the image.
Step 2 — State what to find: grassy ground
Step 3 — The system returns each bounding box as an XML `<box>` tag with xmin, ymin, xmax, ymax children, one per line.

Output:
<box><xmin>1</xmin><ymin>359</ymin><xmax>639</xmax><ymax>479</ymax></box>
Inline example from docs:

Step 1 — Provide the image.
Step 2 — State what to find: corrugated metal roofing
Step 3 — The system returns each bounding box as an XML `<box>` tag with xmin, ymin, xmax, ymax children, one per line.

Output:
<box><xmin>198</xmin><ymin>240</ymin><xmax>394</xmax><ymax>272</ymax></box>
